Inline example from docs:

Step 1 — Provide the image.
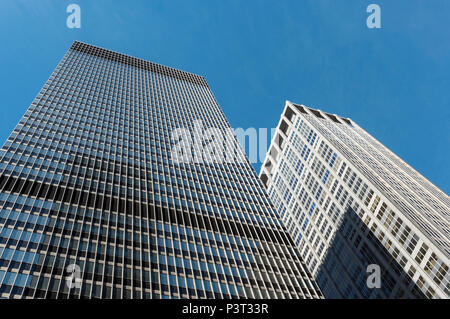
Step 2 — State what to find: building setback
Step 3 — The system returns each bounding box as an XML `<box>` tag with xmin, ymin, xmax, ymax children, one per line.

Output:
<box><xmin>260</xmin><ymin>101</ymin><xmax>449</xmax><ymax>298</ymax></box>
<box><xmin>0</xmin><ymin>42</ymin><xmax>322</xmax><ymax>299</ymax></box>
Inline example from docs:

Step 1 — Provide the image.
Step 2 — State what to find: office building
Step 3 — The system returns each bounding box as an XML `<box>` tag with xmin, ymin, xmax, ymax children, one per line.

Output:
<box><xmin>260</xmin><ymin>101</ymin><xmax>449</xmax><ymax>298</ymax></box>
<box><xmin>0</xmin><ymin>42</ymin><xmax>322</xmax><ymax>299</ymax></box>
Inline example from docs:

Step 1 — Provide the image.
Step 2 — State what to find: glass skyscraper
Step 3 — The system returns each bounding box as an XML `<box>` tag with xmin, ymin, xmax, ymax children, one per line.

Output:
<box><xmin>0</xmin><ymin>42</ymin><xmax>322</xmax><ymax>299</ymax></box>
<box><xmin>260</xmin><ymin>101</ymin><xmax>449</xmax><ymax>299</ymax></box>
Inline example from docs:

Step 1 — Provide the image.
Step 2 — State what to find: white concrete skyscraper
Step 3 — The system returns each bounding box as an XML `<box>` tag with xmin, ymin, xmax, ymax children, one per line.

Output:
<box><xmin>260</xmin><ymin>101</ymin><xmax>449</xmax><ymax>298</ymax></box>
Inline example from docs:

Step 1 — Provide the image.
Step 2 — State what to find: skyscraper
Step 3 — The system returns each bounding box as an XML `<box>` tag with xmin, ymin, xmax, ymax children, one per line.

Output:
<box><xmin>260</xmin><ymin>101</ymin><xmax>449</xmax><ymax>298</ymax></box>
<box><xmin>0</xmin><ymin>42</ymin><xmax>322</xmax><ymax>299</ymax></box>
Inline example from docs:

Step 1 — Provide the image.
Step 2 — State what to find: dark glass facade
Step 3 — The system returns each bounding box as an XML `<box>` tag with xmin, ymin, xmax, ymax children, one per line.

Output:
<box><xmin>0</xmin><ymin>41</ymin><xmax>322</xmax><ymax>299</ymax></box>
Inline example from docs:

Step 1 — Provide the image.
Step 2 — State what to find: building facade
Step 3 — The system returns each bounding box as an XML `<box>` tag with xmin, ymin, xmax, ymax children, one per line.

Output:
<box><xmin>0</xmin><ymin>42</ymin><xmax>322</xmax><ymax>299</ymax></box>
<box><xmin>260</xmin><ymin>101</ymin><xmax>449</xmax><ymax>298</ymax></box>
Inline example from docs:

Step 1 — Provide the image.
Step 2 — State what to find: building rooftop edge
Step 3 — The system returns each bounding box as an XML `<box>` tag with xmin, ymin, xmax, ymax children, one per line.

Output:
<box><xmin>70</xmin><ymin>40</ymin><xmax>208</xmax><ymax>87</ymax></box>
<box><xmin>286</xmin><ymin>101</ymin><xmax>353</xmax><ymax>125</ymax></box>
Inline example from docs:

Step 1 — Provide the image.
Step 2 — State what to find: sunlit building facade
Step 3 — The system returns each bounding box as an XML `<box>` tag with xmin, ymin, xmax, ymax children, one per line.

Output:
<box><xmin>260</xmin><ymin>101</ymin><xmax>449</xmax><ymax>298</ymax></box>
<box><xmin>0</xmin><ymin>42</ymin><xmax>322</xmax><ymax>299</ymax></box>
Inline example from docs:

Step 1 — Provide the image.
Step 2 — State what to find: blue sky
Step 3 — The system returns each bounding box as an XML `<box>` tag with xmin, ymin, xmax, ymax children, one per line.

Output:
<box><xmin>0</xmin><ymin>0</ymin><xmax>449</xmax><ymax>194</ymax></box>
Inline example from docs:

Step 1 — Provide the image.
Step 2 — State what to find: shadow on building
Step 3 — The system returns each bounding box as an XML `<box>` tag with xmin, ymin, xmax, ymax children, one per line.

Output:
<box><xmin>314</xmin><ymin>207</ymin><xmax>425</xmax><ymax>299</ymax></box>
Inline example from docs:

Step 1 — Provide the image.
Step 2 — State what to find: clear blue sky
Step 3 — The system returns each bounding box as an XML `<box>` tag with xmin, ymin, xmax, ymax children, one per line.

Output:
<box><xmin>0</xmin><ymin>0</ymin><xmax>449</xmax><ymax>194</ymax></box>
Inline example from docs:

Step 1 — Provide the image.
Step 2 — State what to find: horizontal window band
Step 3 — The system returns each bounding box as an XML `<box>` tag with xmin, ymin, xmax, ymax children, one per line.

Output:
<box><xmin>0</xmin><ymin>175</ymin><xmax>294</xmax><ymax>247</ymax></box>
